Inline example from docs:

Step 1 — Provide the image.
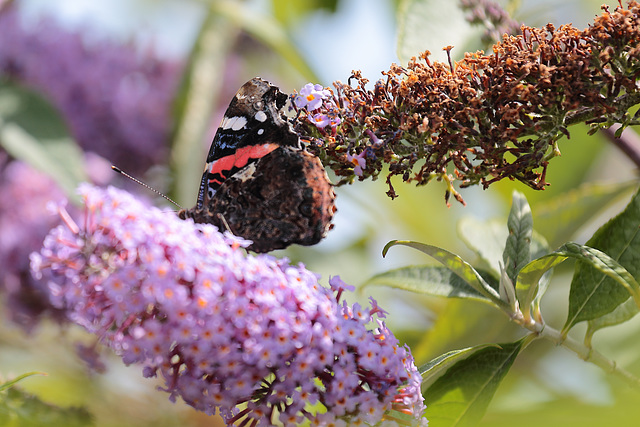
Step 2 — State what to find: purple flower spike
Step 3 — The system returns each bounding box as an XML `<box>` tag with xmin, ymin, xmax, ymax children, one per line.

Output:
<box><xmin>0</xmin><ymin>159</ymin><xmax>71</xmax><ymax>331</ymax></box>
<box><xmin>31</xmin><ymin>185</ymin><xmax>426</xmax><ymax>426</ymax></box>
<box><xmin>0</xmin><ymin>7</ymin><xmax>182</xmax><ymax>174</ymax></box>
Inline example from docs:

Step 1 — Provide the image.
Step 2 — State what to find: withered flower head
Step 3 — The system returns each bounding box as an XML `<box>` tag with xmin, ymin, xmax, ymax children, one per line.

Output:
<box><xmin>293</xmin><ymin>1</ymin><xmax>640</xmax><ymax>204</ymax></box>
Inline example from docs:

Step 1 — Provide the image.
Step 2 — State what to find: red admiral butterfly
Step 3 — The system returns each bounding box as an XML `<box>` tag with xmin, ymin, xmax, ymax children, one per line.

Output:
<box><xmin>178</xmin><ymin>78</ymin><xmax>336</xmax><ymax>253</ymax></box>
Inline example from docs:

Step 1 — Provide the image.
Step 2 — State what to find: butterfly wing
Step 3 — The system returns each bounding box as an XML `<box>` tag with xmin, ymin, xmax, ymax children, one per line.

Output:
<box><xmin>191</xmin><ymin>147</ymin><xmax>336</xmax><ymax>252</ymax></box>
<box><xmin>179</xmin><ymin>78</ymin><xmax>335</xmax><ymax>252</ymax></box>
<box><xmin>195</xmin><ymin>78</ymin><xmax>300</xmax><ymax>210</ymax></box>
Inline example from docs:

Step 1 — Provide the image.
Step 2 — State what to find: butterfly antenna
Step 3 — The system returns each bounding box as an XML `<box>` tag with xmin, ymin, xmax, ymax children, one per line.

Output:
<box><xmin>111</xmin><ymin>165</ymin><xmax>183</xmax><ymax>210</ymax></box>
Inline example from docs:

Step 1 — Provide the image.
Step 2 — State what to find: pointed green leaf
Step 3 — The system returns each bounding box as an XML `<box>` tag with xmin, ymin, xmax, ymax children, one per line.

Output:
<box><xmin>519</xmin><ymin>241</ymin><xmax>640</xmax><ymax>321</ymax></box>
<box><xmin>503</xmin><ymin>191</ymin><xmax>533</xmax><ymax>282</ymax></box>
<box><xmin>530</xmin><ymin>230</ymin><xmax>551</xmax><ymax>261</ymax></box>
<box><xmin>530</xmin><ymin>232</ymin><xmax>552</xmax><ymax>314</ymax></box>
<box><xmin>458</xmin><ymin>217</ymin><xmax>507</xmax><ymax>276</ymax></box>
<box><xmin>459</xmin><ymin>217</ymin><xmax>549</xmax><ymax>278</ymax></box>
<box><xmin>565</xmin><ymin>187</ymin><xmax>640</xmax><ymax>331</ymax></box>
<box><xmin>0</xmin><ymin>372</ymin><xmax>46</xmax><ymax>392</ymax></box>
<box><xmin>498</xmin><ymin>264</ymin><xmax>518</xmax><ymax>311</ymax></box>
<box><xmin>586</xmin><ymin>297</ymin><xmax>638</xmax><ymax>339</ymax></box>
<box><xmin>517</xmin><ymin>253</ymin><xmax>567</xmax><ymax>315</ymax></box>
<box><xmin>424</xmin><ymin>339</ymin><xmax>525</xmax><ymax>427</ymax></box>
<box><xmin>0</xmin><ymin>81</ymin><xmax>70</xmax><ymax>140</ymax></box>
<box><xmin>0</xmin><ymin>386</ymin><xmax>93</xmax><ymax>427</ymax></box>
<box><xmin>534</xmin><ymin>181</ymin><xmax>636</xmax><ymax>247</ymax></box>
<box><xmin>565</xmin><ymin>251</ymin><xmax>640</xmax><ymax>332</ymax></box>
<box><xmin>363</xmin><ymin>265</ymin><xmax>499</xmax><ymax>304</ymax></box>
<box><xmin>419</xmin><ymin>344</ymin><xmax>500</xmax><ymax>391</ymax></box>
<box><xmin>0</xmin><ymin>82</ymin><xmax>87</xmax><ymax>199</ymax></box>
<box><xmin>383</xmin><ymin>240</ymin><xmax>505</xmax><ymax>306</ymax></box>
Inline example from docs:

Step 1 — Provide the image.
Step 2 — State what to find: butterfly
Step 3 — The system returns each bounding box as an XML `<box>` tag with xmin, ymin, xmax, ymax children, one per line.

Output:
<box><xmin>178</xmin><ymin>78</ymin><xmax>336</xmax><ymax>253</ymax></box>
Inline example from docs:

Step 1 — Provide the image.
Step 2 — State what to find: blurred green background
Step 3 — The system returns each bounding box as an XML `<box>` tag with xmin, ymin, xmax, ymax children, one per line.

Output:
<box><xmin>1</xmin><ymin>0</ymin><xmax>639</xmax><ymax>425</ymax></box>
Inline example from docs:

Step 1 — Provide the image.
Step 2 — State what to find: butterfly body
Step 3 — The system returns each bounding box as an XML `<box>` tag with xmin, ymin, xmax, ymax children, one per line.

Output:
<box><xmin>178</xmin><ymin>78</ymin><xmax>335</xmax><ymax>252</ymax></box>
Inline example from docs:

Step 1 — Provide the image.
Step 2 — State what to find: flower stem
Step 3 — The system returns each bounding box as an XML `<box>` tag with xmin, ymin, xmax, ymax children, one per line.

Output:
<box><xmin>537</xmin><ymin>324</ymin><xmax>640</xmax><ymax>391</ymax></box>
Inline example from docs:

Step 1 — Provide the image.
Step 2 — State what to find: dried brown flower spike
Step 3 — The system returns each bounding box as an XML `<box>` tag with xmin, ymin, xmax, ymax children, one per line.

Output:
<box><xmin>294</xmin><ymin>1</ymin><xmax>640</xmax><ymax>204</ymax></box>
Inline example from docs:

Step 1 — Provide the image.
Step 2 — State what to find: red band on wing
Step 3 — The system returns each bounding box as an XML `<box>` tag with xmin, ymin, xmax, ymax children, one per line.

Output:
<box><xmin>207</xmin><ymin>143</ymin><xmax>280</xmax><ymax>182</ymax></box>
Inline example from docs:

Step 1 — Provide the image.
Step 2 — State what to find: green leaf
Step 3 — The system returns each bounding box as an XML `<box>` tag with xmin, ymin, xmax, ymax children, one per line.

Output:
<box><xmin>424</xmin><ymin>339</ymin><xmax>525</xmax><ymax>427</ymax></box>
<box><xmin>565</xmin><ymin>187</ymin><xmax>640</xmax><ymax>331</ymax></box>
<box><xmin>533</xmin><ymin>181</ymin><xmax>636</xmax><ymax>247</ymax></box>
<box><xmin>518</xmin><ymin>239</ymin><xmax>640</xmax><ymax>330</ymax></box>
<box><xmin>529</xmin><ymin>230</ymin><xmax>551</xmax><ymax>262</ymax></box>
<box><xmin>0</xmin><ymin>81</ymin><xmax>87</xmax><ymax>200</ymax></box>
<box><xmin>0</xmin><ymin>386</ymin><xmax>93</xmax><ymax>427</ymax></box>
<box><xmin>503</xmin><ymin>191</ymin><xmax>533</xmax><ymax>282</ymax></box>
<box><xmin>363</xmin><ymin>265</ymin><xmax>499</xmax><ymax>304</ymax></box>
<box><xmin>419</xmin><ymin>344</ymin><xmax>500</xmax><ymax>391</ymax></box>
<box><xmin>516</xmin><ymin>252</ymin><xmax>567</xmax><ymax>317</ymax></box>
<box><xmin>516</xmin><ymin>241</ymin><xmax>639</xmax><ymax>320</ymax></box>
<box><xmin>0</xmin><ymin>372</ymin><xmax>46</xmax><ymax>392</ymax></box>
<box><xmin>458</xmin><ymin>217</ymin><xmax>506</xmax><ymax>276</ymax></box>
<box><xmin>383</xmin><ymin>240</ymin><xmax>505</xmax><ymax>307</ymax></box>
<box><xmin>498</xmin><ymin>264</ymin><xmax>518</xmax><ymax>311</ymax></box>
<box><xmin>459</xmin><ymin>217</ymin><xmax>549</xmax><ymax>279</ymax></box>
<box><xmin>586</xmin><ymin>297</ymin><xmax>639</xmax><ymax>340</ymax></box>
<box><xmin>529</xmin><ymin>232</ymin><xmax>552</xmax><ymax>314</ymax></box>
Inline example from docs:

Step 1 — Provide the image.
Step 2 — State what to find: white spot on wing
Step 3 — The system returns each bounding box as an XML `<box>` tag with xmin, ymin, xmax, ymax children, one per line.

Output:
<box><xmin>220</xmin><ymin>116</ymin><xmax>231</xmax><ymax>129</ymax></box>
<box><xmin>257</xmin><ymin>129</ymin><xmax>264</xmax><ymax>135</ymax></box>
<box><xmin>255</xmin><ymin>111</ymin><xmax>267</xmax><ymax>122</ymax></box>
<box><xmin>221</xmin><ymin>116</ymin><xmax>248</xmax><ymax>131</ymax></box>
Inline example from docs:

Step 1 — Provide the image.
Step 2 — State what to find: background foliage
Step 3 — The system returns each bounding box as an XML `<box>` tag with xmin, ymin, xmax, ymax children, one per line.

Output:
<box><xmin>1</xmin><ymin>0</ymin><xmax>639</xmax><ymax>426</ymax></box>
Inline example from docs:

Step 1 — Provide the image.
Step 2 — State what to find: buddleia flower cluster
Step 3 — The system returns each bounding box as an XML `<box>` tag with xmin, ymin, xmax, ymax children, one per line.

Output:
<box><xmin>293</xmin><ymin>1</ymin><xmax>640</xmax><ymax>204</ymax></box>
<box><xmin>0</xmin><ymin>158</ymin><xmax>70</xmax><ymax>331</ymax></box>
<box><xmin>0</xmin><ymin>2</ymin><xmax>181</xmax><ymax>331</ymax></box>
<box><xmin>0</xmin><ymin>4</ymin><xmax>182</xmax><ymax>174</ymax></box>
<box><xmin>30</xmin><ymin>185</ymin><xmax>426</xmax><ymax>426</ymax></box>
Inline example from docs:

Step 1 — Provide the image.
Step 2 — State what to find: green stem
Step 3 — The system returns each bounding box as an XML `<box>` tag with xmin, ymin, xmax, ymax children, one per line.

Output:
<box><xmin>535</xmin><ymin>323</ymin><xmax>640</xmax><ymax>390</ymax></box>
<box><xmin>500</xmin><ymin>300</ymin><xmax>640</xmax><ymax>390</ymax></box>
<box><xmin>169</xmin><ymin>7</ymin><xmax>238</xmax><ymax>206</ymax></box>
<box><xmin>564</xmin><ymin>92</ymin><xmax>640</xmax><ymax>127</ymax></box>
<box><xmin>516</xmin><ymin>92</ymin><xmax>640</xmax><ymax>139</ymax></box>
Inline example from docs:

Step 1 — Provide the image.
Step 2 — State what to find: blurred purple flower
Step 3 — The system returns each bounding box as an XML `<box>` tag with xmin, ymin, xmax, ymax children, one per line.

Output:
<box><xmin>459</xmin><ymin>0</ymin><xmax>522</xmax><ymax>44</ymax></box>
<box><xmin>0</xmin><ymin>158</ymin><xmax>70</xmax><ymax>331</ymax></box>
<box><xmin>0</xmin><ymin>5</ymin><xmax>183</xmax><ymax>174</ymax></box>
<box><xmin>31</xmin><ymin>184</ymin><xmax>426</xmax><ymax>425</ymax></box>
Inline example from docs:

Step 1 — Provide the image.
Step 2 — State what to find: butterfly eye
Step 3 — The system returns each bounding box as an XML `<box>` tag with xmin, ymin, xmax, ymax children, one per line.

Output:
<box><xmin>254</xmin><ymin>100</ymin><xmax>264</xmax><ymax>110</ymax></box>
